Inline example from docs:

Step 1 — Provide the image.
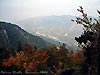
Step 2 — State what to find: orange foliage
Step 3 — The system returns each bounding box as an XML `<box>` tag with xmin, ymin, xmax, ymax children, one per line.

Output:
<box><xmin>2</xmin><ymin>44</ymin><xmax>85</xmax><ymax>74</ymax></box>
<box><xmin>2</xmin><ymin>45</ymin><xmax>48</xmax><ymax>71</ymax></box>
<box><xmin>67</xmin><ymin>50</ymin><xmax>84</xmax><ymax>67</ymax></box>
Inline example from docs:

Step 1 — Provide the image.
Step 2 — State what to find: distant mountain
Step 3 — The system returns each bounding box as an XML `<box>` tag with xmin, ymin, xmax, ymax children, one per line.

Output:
<box><xmin>0</xmin><ymin>21</ymin><xmax>50</xmax><ymax>49</ymax></box>
<box><xmin>17</xmin><ymin>15</ymin><xmax>82</xmax><ymax>50</ymax></box>
<box><xmin>40</xmin><ymin>36</ymin><xmax>60</xmax><ymax>46</ymax></box>
<box><xmin>18</xmin><ymin>15</ymin><xmax>76</xmax><ymax>33</ymax></box>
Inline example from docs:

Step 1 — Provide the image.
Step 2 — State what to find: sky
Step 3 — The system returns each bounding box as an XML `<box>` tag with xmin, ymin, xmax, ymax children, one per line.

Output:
<box><xmin>0</xmin><ymin>0</ymin><xmax>100</xmax><ymax>22</ymax></box>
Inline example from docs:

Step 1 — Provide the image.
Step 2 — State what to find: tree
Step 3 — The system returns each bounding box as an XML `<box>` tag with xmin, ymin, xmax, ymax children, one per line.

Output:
<box><xmin>72</xmin><ymin>6</ymin><xmax>100</xmax><ymax>75</ymax></box>
<box><xmin>2</xmin><ymin>45</ymin><xmax>49</xmax><ymax>72</ymax></box>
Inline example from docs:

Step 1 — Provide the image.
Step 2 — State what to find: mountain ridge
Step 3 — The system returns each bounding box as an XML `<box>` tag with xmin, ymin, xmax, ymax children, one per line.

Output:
<box><xmin>0</xmin><ymin>21</ymin><xmax>50</xmax><ymax>49</ymax></box>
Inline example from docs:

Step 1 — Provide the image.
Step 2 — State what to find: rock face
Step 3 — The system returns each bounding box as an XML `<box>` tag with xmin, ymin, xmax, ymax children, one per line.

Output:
<box><xmin>0</xmin><ymin>21</ymin><xmax>50</xmax><ymax>49</ymax></box>
<box><xmin>0</xmin><ymin>26</ymin><xmax>10</xmax><ymax>48</ymax></box>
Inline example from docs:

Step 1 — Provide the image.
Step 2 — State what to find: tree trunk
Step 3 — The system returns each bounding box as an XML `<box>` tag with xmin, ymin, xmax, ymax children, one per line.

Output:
<box><xmin>97</xmin><ymin>31</ymin><xmax>100</xmax><ymax>75</ymax></box>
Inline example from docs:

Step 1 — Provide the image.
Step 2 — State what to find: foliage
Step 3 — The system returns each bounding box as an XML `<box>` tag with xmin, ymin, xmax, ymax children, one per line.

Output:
<box><xmin>2</xmin><ymin>44</ymin><xmax>48</xmax><ymax>71</ymax></box>
<box><xmin>72</xmin><ymin>6</ymin><xmax>100</xmax><ymax>75</ymax></box>
<box><xmin>1</xmin><ymin>44</ymin><xmax>84</xmax><ymax>74</ymax></box>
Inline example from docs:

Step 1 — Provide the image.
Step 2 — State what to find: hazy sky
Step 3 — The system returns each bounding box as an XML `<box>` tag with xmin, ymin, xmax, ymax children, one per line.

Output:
<box><xmin>0</xmin><ymin>0</ymin><xmax>100</xmax><ymax>22</ymax></box>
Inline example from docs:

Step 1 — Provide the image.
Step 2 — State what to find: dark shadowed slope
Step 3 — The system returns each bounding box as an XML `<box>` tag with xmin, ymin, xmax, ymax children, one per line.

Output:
<box><xmin>0</xmin><ymin>21</ymin><xmax>50</xmax><ymax>49</ymax></box>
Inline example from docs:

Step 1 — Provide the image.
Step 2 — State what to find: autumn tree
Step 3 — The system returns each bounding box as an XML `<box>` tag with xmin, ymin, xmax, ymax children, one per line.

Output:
<box><xmin>72</xmin><ymin>6</ymin><xmax>100</xmax><ymax>75</ymax></box>
<box><xmin>2</xmin><ymin>44</ymin><xmax>49</xmax><ymax>72</ymax></box>
<box><xmin>1</xmin><ymin>43</ymin><xmax>86</xmax><ymax>74</ymax></box>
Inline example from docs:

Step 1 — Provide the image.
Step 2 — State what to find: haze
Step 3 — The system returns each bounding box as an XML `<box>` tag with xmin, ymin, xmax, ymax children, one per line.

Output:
<box><xmin>0</xmin><ymin>0</ymin><xmax>100</xmax><ymax>22</ymax></box>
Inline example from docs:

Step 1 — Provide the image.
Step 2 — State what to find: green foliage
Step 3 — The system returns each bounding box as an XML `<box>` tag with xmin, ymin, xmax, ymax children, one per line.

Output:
<box><xmin>73</xmin><ymin>6</ymin><xmax>100</xmax><ymax>75</ymax></box>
